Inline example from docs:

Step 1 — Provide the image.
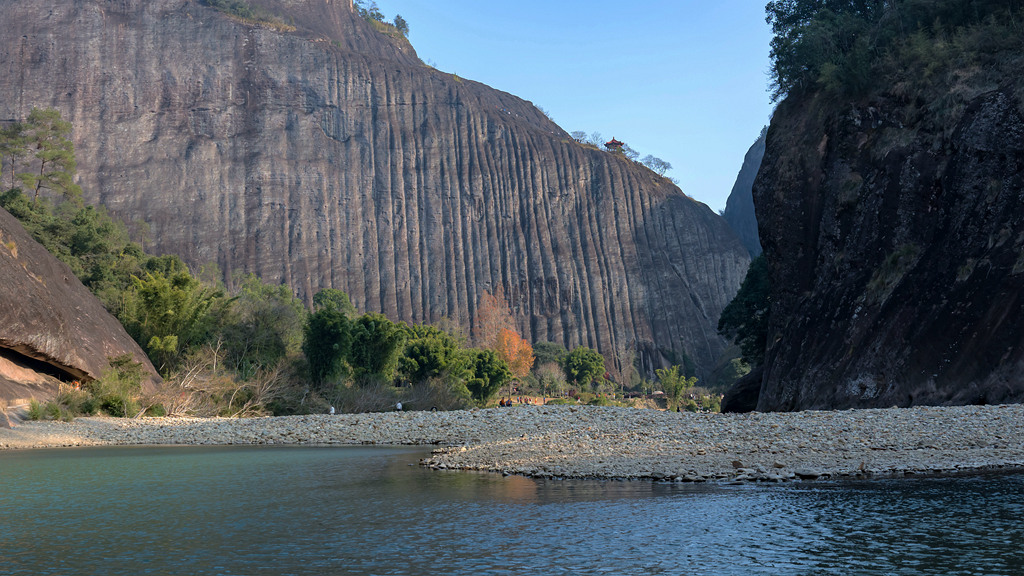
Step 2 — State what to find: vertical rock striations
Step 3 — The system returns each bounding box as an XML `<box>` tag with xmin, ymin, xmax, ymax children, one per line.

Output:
<box><xmin>0</xmin><ymin>0</ymin><xmax>749</xmax><ymax>376</ymax></box>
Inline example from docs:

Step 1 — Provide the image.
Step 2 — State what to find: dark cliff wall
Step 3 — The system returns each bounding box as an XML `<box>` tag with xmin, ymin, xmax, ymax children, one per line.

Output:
<box><xmin>722</xmin><ymin>130</ymin><xmax>765</xmax><ymax>258</ymax></box>
<box><xmin>0</xmin><ymin>0</ymin><xmax>749</xmax><ymax>377</ymax></box>
<box><xmin>0</xmin><ymin>207</ymin><xmax>159</xmax><ymax>401</ymax></box>
<box><xmin>754</xmin><ymin>87</ymin><xmax>1024</xmax><ymax>410</ymax></box>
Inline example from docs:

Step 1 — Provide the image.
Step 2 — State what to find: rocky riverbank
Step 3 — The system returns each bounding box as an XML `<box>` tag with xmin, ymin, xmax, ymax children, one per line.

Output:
<box><xmin>2</xmin><ymin>404</ymin><xmax>1023</xmax><ymax>483</ymax></box>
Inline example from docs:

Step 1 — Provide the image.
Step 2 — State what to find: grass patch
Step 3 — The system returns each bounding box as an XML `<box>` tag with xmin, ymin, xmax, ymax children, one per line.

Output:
<box><xmin>200</xmin><ymin>0</ymin><xmax>296</xmax><ymax>32</ymax></box>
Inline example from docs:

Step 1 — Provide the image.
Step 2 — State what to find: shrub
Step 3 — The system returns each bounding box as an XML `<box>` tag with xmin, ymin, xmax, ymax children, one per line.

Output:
<box><xmin>55</xmin><ymin>384</ymin><xmax>98</xmax><ymax>416</ymax></box>
<box><xmin>27</xmin><ymin>400</ymin><xmax>43</xmax><ymax>420</ymax></box>
<box><xmin>86</xmin><ymin>355</ymin><xmax>146</xmax><ymax>417</ymax></box>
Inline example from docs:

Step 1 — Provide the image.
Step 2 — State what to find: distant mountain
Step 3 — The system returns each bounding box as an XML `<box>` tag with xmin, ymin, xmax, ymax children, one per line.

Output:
<box><xmin>722</xmin><ymin>129</ymin><xmax>766</xmax><ymax>258</ymax></box>
<box><xmin>0</xmin><ymin>0</ymin><xmax>749</xmax><ymax>377</ymax></box>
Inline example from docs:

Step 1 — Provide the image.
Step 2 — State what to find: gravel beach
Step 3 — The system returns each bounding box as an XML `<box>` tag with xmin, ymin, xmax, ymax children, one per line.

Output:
<box><xmin>2</xmin><ymin>404</ymin><xmax>1023</xmax><ymax>483</ymax></box>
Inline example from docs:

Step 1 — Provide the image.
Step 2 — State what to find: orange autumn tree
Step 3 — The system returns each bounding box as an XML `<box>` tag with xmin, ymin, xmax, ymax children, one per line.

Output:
<box><xmin>473</xmin><ymin>288</ymin><xmax>534</xmax><ymax>379</ymax></box>
<box><xmin>496</xmin><ymin>327</ymin><xmax>534</xmax><ymax>379</ymax></box>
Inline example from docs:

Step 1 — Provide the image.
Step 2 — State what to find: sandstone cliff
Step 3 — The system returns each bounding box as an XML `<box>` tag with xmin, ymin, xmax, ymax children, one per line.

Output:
<box><xmin>722</xmin><ymin>130</ymin><xmax>765</xmax><ymax>258</ymax></box>
<box><xmin>0</xmin><ymin>0</ymin><xmax>749</xmax><ymax>376</ymax></box>
<box><xmin>754</xmin><ymin>86</ymin><xmax>1024</xmax><ymax>410</ymax></box>
<box><xmin>0</xmin><ymin>207</ymin><xmax>159</xmax><ymax>402</ymax></box>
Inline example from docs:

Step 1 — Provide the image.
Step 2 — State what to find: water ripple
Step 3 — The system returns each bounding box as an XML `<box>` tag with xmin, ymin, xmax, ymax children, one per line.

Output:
<box><xmin>1</xmin><ymin>447</ymin><xmax>1021</xmax><ymax>575</ymax></box>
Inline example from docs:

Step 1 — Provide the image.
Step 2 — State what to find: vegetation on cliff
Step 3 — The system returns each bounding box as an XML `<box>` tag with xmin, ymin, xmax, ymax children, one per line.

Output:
<box><xmin>718</xmin><ymin>255</ymin><xmax>770</xmax><ymax>367</ymax></box>
<box><xmin>200</xmin><ymin>0</ymin><xmax>296</xmax><ymax>31</ymax></box>
<box><xmin>768</xmin><ymin>0</ymin><xmax>1024</xmax><ymax>105</ymax></box>
<box><xmin>721</xmin><ymin>0</ymin><xmax>1023</xmax><ymax>375</ymax></box>
<box><xmin>353</xmin><ymin>0</ymin><xmax>409</xmax><ymax>38</ymax></box>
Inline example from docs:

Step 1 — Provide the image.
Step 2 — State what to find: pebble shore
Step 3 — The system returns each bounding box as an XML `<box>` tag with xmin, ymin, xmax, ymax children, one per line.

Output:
<box><xmin>2</xmin><ymin>404</ymin><xmax>1023</xmax><ymax>483</ymax></box>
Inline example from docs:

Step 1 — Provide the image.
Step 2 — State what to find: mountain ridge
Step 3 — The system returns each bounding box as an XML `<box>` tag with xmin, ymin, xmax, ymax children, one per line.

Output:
<box><xmin>0</xmin><ymin>0</ymin><xmax>749</xmax><ymax>377</ymax></box>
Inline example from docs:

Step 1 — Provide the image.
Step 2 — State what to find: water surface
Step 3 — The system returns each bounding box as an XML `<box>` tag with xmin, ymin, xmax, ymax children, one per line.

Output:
<box><xmin>0</xmin><ymin>446</ymin><xmax>1021</xmax><ymax>575</ymax></box>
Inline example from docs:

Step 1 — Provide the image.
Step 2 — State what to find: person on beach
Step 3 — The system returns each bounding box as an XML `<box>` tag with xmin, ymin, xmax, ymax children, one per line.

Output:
<box><xmin>396</xmin><ymin>402</ymin><xmax>403</xmax><ymax>411</ymax></box>
<box><xmin>329</xmin><ymin>406</ymin><xmax>335</xmax><ymax>415</ymax></box>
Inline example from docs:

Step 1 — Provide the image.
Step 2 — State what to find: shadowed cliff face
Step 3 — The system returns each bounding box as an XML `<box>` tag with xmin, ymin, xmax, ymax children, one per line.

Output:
<box><xmin>0</xmin><ymin>207</ymin><xmax>159</xmax><ymax>401</ymax></box>
<box><xmin>755</xmin><ymin>89</ymin><xmax>1024</xmax><ymax>411</ymax></box>
<box><xmin>0</xmin><ymin>0</ymin><xmax>749</xmax><ymax>376</ymax></box>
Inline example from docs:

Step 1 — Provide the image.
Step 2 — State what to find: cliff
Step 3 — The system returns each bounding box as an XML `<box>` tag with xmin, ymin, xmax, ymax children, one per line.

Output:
<box><xmin>754</xmin><ymin>77</ymin><xmax>1024</xmax><ymax>409</ymax></box>
<box><xmin>0</xmin><ymin>207</ymin><xmax>159</xmax><ymax>402</ymax></box>
<box><xmin>0</xmin><ymin>0</ymin><xmax>749</xmax><ymax>376</ymax></box>
<box><xmin>722</xmin><ymin>130</ymin><xmax>765</xmax><ymax>258</ymax></box>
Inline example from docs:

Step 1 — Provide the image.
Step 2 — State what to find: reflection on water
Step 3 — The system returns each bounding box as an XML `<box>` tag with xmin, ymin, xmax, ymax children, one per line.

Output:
<box><xmin>0</xmin><ymin>446</ymin><xmax>1022</xmax><ymax>575</ymax></box>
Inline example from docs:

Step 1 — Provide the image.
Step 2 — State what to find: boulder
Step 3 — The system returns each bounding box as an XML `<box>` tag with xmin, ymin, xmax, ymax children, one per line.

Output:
<box><xmin>0</xmin><ymin>207</ymin><xmax>160</xmax><ymax>402</ymax></box>
<box><xmin>721</xmin><ymin>365</ymin><xmax>763</xmax><ymax>413</ymax></box>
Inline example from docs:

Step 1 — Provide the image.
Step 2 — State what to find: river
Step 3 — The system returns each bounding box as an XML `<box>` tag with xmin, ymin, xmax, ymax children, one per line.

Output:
<box><xmin>0</xmin><ymin>446</ymin><xmax>1021</xmax><ymax>575</ymax></box>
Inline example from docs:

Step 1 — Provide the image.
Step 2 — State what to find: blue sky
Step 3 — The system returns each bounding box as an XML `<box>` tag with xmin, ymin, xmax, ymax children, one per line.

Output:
<box><xmin>374</xmin><ymin>1</ymin><xmax>776</xmax><ymax>212</ymax></box>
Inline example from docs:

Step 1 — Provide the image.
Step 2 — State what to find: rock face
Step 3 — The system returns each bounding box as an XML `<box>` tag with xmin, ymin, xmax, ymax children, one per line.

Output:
<box><xmin>754</xmin><ymin>88</ymin><xmax>1024</xmax><ymax>411</ymax></box>
<box><xmin>0</xmin><ymin>0</ymin><xmax>749</xmax><ymax>375</ymax></box>
<box><xmin>722</xmin><ymin>130</ymin><xmax>765</xmax><ymax>258</ymax></box>
<box><xmin>0</xmin><ymin>207</ymin><xmax>159</xmax><ymax>402</ymax></box>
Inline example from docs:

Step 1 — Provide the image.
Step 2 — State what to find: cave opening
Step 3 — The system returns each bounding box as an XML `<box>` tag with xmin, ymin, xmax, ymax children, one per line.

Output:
<box><xmin>0</xmin><ymin>346</ymin><xmax>84</xmax><ymax>383</ymax></box>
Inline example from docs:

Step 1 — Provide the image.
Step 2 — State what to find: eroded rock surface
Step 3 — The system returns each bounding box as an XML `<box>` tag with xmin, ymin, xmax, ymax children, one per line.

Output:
<box><xmin>0</xmin><ymin>0</ymin><xmax>749</xmax><ymax>375</ymax></box>
<box><xmin>754</xmin><ymin>88</ymin><xmax>1024</xmax><ymax>410</ymax></box>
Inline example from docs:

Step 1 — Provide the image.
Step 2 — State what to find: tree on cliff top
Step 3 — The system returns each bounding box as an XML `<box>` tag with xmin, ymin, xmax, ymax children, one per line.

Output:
<box><xmin>767</xmin><ymin>0</ymin><xmax>1023</xmax><ymax>101</ymax></box>
<box><xmin>394</xmin><ymin>14</ymin><xmax>409</xmax><ymax>36</ymax></box>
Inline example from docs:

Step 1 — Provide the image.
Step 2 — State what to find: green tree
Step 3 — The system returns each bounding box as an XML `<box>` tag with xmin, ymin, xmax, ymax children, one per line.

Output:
<box><xmin>467</xmin><ymin>349</ymin><xmax>511</xmax><ymax>404</ymax></box>
<box><xmin>17</xmin><ymin>108</ymin><xmax>82</xmax><ymax>203</ymax></box>
<box><xmin>303</xmin><ymin>305</ymin><xmax>352</xmax><ymax>388</ymax></box>
<box><xmin>348</xmin><ymin>313</ymin><xmax>406</xmax><ymax>382</ymax></box>
<box><xmin>718</xmin><ymin>255</ymin><xmax>771</xmax><ymax>366</ymax></box>
<box><xmin>656</xmin><ymin>365</ymin><xmax>698</xmax><ymax>410</ymax></box>
<box><xmin>394</xmin><ymin>14</ymin><xmax>409</xmax><ymax>36</ymax></box>
<box><xmin>563</xmin><ymin>346</ymin><xmax>605</xmax><ymax>387</ymax></box>
<box><xmin>533</xmin><ymin>341</ymin><xmax>568</xmax><ymax>368</ymax></box>
<box><xmin>121</xmin><ymin>268</ymin><xmax>224</xmax><ymax>373</ymax></box>
<box><xmin>313</xmin><ymin>288</ymin><xmax>356</xmax><ymax>317</ymax></box>
<box><xmin>221</xmin><ymin>275</ymin><xmax>306</xmax><ymax>378</ymax></box>
<box><xmin>354</xmin><ymin>0</ymin><xmax>385</xmax><ymax>22</ymax></box>
<box><xmin>0</xmin><ymin>122</ymin><xmax>27</xmax><ymax>191</ymax></box>
<box><xmin>399</xmin><ymin>325</ymin><xmax>471</xmax><ymax>384</ymax></box>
